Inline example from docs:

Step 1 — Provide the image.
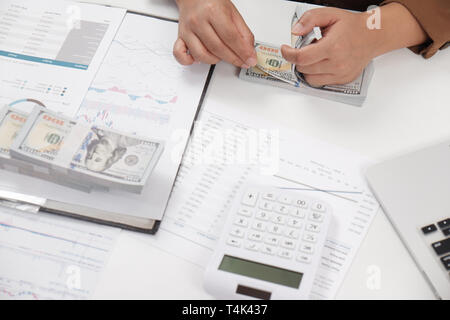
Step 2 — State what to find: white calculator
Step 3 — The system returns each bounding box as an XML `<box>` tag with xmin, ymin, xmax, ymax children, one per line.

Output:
<box><xmin>204</xmin><ymin>186</ymin><xmax>332</xmax><ymax>300</ymax></box>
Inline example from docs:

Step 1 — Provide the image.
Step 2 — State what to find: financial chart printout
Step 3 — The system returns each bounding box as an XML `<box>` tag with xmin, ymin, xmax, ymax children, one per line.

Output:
<box><xmin>0</xmin><ymin>205</ymin><xmax>120</xmax><ymax>299</ymax></box>
<box><xmin>0</xmin><ymin>0</ymin><xmax>126</xmax><ymax>115</ymax></box>
<box><xmin>0</xmin><ymin>13</ymin><xmax>211</xmax><ymax>221</ymax></box>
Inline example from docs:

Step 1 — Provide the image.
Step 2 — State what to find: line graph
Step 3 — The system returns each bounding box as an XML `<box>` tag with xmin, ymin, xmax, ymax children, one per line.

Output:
<box><xmin>88</xmin><ymin>86</ymin><xmax>178</xmax><ymax>104</ymax></box>
<box><xmin>0</xmin><ymin>206</ymin><xmax>119</xmax><ymax>300</ymax></box>
<box><xmin>76</xmin><ymin>18</ymin><xmax>190</xmax><ymax>136</ymax></box>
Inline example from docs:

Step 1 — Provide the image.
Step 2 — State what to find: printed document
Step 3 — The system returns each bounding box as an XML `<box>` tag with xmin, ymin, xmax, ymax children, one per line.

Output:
<box><xmin>136</xmin><ymin>102</ymin><xmax>379</xmax><ymax>299</ymax></box>
<box><xmin>0</xmin><ymin>13</ymin><xmax>211</xmax><ymax>221</ymax></box>
<box><xmin>0</xmin><ymin>0</ymin><xmax>126</xmax><ymax>115</ymax></box>
<box><xmin>0</xmin><ymin>205</ymin><xmax>120</xmax><ymax>299</ymax></box>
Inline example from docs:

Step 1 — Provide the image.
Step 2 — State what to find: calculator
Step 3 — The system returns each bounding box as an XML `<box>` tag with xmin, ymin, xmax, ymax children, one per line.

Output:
<box><xmin>204</xmin><ymin>186</ymin><xmax>332</xmax><ymax>300</ymax></box>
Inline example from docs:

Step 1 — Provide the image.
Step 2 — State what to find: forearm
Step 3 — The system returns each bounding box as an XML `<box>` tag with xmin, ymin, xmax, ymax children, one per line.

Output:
<box><xmin>364</xmin><ymin>2</ymin><xmax>428</xmax><ymax>58</ymax></box>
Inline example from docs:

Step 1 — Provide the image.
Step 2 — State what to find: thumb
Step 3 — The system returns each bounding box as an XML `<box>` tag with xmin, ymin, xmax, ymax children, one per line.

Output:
<box><xmin>292</xmin><ymin>8</ymin><xmax>339</xmax><ymax>36</ymax></box>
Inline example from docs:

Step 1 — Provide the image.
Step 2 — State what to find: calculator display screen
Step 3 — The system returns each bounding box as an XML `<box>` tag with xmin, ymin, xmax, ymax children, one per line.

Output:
<box><xmin>218</xmin><ymin>255</ymin><xmax>303</xmax><ymax>289</ymax></box>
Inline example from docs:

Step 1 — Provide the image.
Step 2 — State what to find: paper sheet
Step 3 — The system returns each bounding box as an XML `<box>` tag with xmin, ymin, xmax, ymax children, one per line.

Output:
<box><xmin>0</xmin><ymin>205</ymin><xmax>120</xmax><ymax>299</ymax></box>
<box><xmin>135</xmin><ymin>105</ymin><xmax>379</xmax><ymax>299</ymax></box>
<box><xmin>0</xmin><ymin>12</ymin><xmax>211</xmax><ymax>221</ymax></box>
<box><xmin>0</xmin><ymin>0</ymin><xmax>126</xmax><ymax>116</ymax></box>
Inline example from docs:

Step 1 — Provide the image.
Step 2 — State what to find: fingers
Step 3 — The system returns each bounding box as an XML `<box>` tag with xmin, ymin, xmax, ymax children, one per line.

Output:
<box><xmin>295</xmin><ymin>59</ymin><xmax>334</xmax><ymax>75</ymax></box>
<box><xmin>194</xmin><ymin>25</ymin><xmax>247</xmax><ymax>68</ymax></box>
<box><xmin>281</xmin><ymin>43</ymin><xmax>329</xmax><ymax>66</ymax></box>
<box><xmin>211</xmin><ymin>10</ymin><xmax>257</xmax><ymax>66</ymax></box>
<box><xmin>292</xmin><ymin>7</ymin><xmax>339</xmax><ymax>36</ymax></box>
<box><xmin>231</xmin><ymin>6</ymin><xmax>255</xmax><ymax>44</ymax></box>
<box><xmin>231</xmin><ymin>6</ymin><xmax>256</xmax><ymax>60</ymax></box>
<box><xmin>173</xmin><ymin>38</ymin><xmax>195</xmax><ymax>65</ymax></box>
<box><xmin>303</xmin><ymin>73</ymin><xmax>357</xmax><ymax>87</ymax></box>
<box><xmin>303</xmin><ymin>74</ymin><xmax>336</xmax><ymax>87</ymax></box>
<box><xmin>182</xmin><ymin>33</ymin><xmax>220</xmax><ymax>65</ymax></box>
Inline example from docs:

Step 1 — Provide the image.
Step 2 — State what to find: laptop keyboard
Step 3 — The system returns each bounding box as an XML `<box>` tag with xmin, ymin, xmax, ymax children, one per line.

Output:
<box><xmin>422</xmin><ymin>218</ymin><xmax>450</xmax><ymax>274</ymax></box>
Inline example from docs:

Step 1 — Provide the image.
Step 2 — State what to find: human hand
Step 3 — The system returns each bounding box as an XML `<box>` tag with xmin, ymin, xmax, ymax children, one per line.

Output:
<box><xmin>281</xmin><ymin>7</ymin><xmax>374</xmax><ymax>87</ymax></box>
<box><xmin>173</xmin><ymin>0</ymin><xmax>257</xmax><ymax>68</ymax></box>
<box><xmin>281</xmin><ymin>4</ymin><xmax>428</xmax><ymax>87</ymax></box>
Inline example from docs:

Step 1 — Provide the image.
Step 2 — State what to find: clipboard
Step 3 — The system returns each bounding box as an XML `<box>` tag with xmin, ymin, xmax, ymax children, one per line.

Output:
<box><xmin>0</xmin><ymin>9</ymin><xmax>216</xmax><ymax>234</ymax></box>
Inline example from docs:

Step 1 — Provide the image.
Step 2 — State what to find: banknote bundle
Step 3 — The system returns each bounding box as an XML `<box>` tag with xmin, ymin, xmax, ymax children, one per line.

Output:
<box><xmin>239</xmin><ymin>5</ymin><xmax>374</xmax><ymax>106</ymax></box>
<box><xmin>0</xmin><ymin>105</ymin><xmax>164</xmax><ymax>194</ymax></box>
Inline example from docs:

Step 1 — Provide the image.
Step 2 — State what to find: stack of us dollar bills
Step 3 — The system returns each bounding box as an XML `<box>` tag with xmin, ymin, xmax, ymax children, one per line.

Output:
<box><xmin>240</xmin><ymin>5</ymin><xmax>374</xmax><ymax>106</ymax></box>
<box><xmin>0</xmin><ymin>105</ymin><xmax>164</xmax><ymax>194</ymax></box>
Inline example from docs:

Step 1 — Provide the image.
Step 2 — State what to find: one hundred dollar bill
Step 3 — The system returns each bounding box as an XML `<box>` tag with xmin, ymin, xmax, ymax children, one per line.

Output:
<box><xmin>239</xmin><ymin>5</ymin><xmax>374</xmax><ymax>106</ymax></box>
<box><xmin>10</xmin><ymin>106</ymin><xmax>164</xmax><ymax>194</ymax></box>
<box><xmin>0</xmin><ymin>105</ymin><xmax>93</xmax><ymax>192</ymax></box>
<box><xmin>0</xmin><ymin>106</ymin><xmax>28</xmax><ymax>158</ymax></box>
<box><xmin>70</xmin><ymin>127</ymin><xmax>162</xmax><ymax>188</ymax></box>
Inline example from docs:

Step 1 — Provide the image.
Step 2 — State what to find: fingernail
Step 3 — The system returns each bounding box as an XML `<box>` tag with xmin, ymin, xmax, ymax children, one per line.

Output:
<box><xmin>241</xmin><ymin>63</ymin><xmax>250</xmax><ymax>69</ymax></box>
<box><xmin>292</xmin><ymin>22</ymin><xmax>307</xmax><ymax>34</ymax></box>
<box><xmin>245</xmin><ymin>57</ymin><xmax>257</xmax><ymax>67</ymax></box>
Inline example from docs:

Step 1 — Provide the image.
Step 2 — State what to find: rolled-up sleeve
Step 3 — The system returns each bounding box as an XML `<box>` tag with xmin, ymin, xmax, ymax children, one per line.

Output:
<box><xmin>381</xmin><ymin>0</ymin><xmax>450</xmax><ymax>58</ymax></box>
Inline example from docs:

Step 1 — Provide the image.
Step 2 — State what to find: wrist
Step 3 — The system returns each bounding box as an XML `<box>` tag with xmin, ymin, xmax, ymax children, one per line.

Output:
<box><xmin>360</xmin><ymin>3</ymin><xmax>428</xmax><ymax>58</ymax></box>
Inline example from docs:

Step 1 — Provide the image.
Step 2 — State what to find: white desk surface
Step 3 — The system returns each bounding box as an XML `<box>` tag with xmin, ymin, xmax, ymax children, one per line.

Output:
<box><xmin>80</xmin><ymin>0</ymin><xmax>450</xmax><ymax>299</ymax></box>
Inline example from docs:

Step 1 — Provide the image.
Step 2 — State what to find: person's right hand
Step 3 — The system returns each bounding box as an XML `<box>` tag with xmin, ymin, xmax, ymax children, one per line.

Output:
<box><xmin>173</xmin><ymin>0</ymin><xmax>257</xmax><ymax>68</ymax></box>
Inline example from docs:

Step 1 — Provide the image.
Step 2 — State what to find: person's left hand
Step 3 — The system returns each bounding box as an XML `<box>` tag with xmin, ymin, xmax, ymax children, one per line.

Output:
<box><xmin>281</xmin><ymin>7</ymin><xmax>376</xmax><ymax>87</ymax></box>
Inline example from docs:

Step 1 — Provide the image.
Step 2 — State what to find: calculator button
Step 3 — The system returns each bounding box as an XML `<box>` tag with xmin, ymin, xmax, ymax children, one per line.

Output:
<box><xmin>294</xmin><ymin>198</ymin><xmax>308</xmax><ymax>209</ymax></box>
<box><xmin>261</xmin><ymin>245</ymin><xmax>276</xmax><ymax>255</ymax></box>
<box><xmin>309</xmin><ymin>212</ymin><xmax>324</xmax><ymax>222</ymax></box>
<box><xmin>268</xmin><ymin>224</ymin><xmax>283</xmax><ymax>235</ymax></box>
<box><xmin>248</xmin><ymin>231</ymin><xmax>263</xmax><ymax>242</ymax></box>
<box><xmin>437</xmin><ymin>219</ymin><xmax>450</xmax><ymax>230</ymax></box>
<box><xmin>255</xmin><ymin>210</ymin><xmax>270</xmax><ymax>221</ymax></box>
<box><xmin>252</xmin><ymin>221</ymin><xmax>267</xmax><ymax>232</ymax></box>
<box><xmin>443</xmin><ymin>228</ymin><xmax>450</xmax><ymax>237</ymax></box>
<box><xmin>245</xmin><ymin>242</ymin><xmax>260</xmax><ymax>251</ymax></box>
<box><xmin>312</xmin><ymin>201</ymin><xmax>326</xmax><ymax>212</ymax></box>
<box><xmin>281</xmin><ymin>239</ymin><xmax>296</xmax><ymax>250</ymax></box>
<box><xmin>265</xmin><ymin>236</ymin><xmax>280</xmax><ymax>246</ymax></box>
<box><xmin>262</xmin><ymin>192</ymin><xmax>277</xmax><ymax>201</ymax></box>
<box><xmin>297</xmin><ymin>254</ymin><xmax>311</xmax><ymax>264</ymax></box>
<box><xmin>278</xmin><ymin>194</ymin><xmax>292</xmax><ymax>205</ymax></box>
<box><xmin>234</xmin><ymin>217</ymin><xmax>248</xmax><ymax>227</ymax></box>
<box><xmin>287</xmin><ymin>218</ymin><xmax>302</xmax><ymax>229</ymax></box>
<box><xmin>441</xmin><ymin>254</ymin><xmax>450</xmax><ymax>270</ymax></box>
<box><xmin>227</xmin><ymin>238</ymin><xmax>241</xmax><ymax>247</ymax></box>
<box><xmin>278</xmin><ymin>249</ymin><xmax>293</xmax><ymax>260</ymax></box>
<box><xmin>284</xmin><ymin>228</ymin><xmax>299</xmax><ymax>239</ymax></box>
<box><xmin>241</xmin><ymin>190</ymin><xmax>259</xmax><ymax>207</ymax></box>
<box><xmin>421</xmin><ymin>224</ymin><xmax>437</xmax><ymax>234</ymax></box>
<box><xmin>274</xmin><ymin>204</ymin><xmax>290</xmax><ymax>215</ymax></box>
<box><xmin>306</xmin><ymin>222</ymin><xmax>321</xmax><ymax>233</ymax></box>
<box><xmin>259</xmin><ymin>201</ymin><xmax>273</xmax><ymax>211</ymax></box>
<box><xmin>290</xmin><ymin>208</ymin><xmax>306</xmax><ymax>219</ymax></box>
<box><xmin>271</xmin><ymin>214</ymin><xmax>286</xmax><ymax>225</ymax></box>
<box><xmin>237</xmin><ymin>208</ymin><xmax>253</xmax><ymax>217</ymax></box>
<box><xmin>432</xmin><ymin>238</ymin><xmax>450</xmax><ymax>256</ymax></box>
<box><xmin>302</xmin><ymin>233</ymin><xmax>317</xmax><ymax>243</ymax></box>
<box><xmin>230</xmin><ymin>227</ymin><xmax>245</xmax><ymax>238</ymax></box>
<box><xmin>299</xmin><ymin>243</ymin><xmax>314</xmax><ymax>254</ymax></box>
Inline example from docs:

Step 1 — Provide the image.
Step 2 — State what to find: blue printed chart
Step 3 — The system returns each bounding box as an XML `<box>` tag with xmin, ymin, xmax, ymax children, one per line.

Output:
<box><xmin>0</xmin><ymin>0</ymin><xmax>126</xmax><ymax>115</ymax></box>
<box><xmin>0</xmin><ymin>1</ymin><xmax>108</xmax><ymax>70</ymax></box>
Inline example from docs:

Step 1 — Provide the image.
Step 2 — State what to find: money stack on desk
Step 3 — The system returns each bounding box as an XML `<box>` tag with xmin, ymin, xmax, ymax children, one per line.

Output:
<box><xmin>240</xmin><ymin>5</ymin><xmax>374</xmax><ymax>106</ymax></box>
<box><xmin>0</xmin><ymin>105</ymin><xmax>164</xmax><ymax>194</ymax></box>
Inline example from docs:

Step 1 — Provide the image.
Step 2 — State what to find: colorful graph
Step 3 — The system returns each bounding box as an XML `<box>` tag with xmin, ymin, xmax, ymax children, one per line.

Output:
<box><xmin>88</xmin><ymin>86</ymin><xmax>178</xmax><ymax>104</ymax></box>
<box><xmin>77</xmin><ymin>99</ymin><xmax>171</xmax><ymax>131</ymax></box>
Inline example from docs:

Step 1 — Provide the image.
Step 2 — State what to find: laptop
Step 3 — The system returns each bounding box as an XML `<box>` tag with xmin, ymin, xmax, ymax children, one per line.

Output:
<box><xmin>366</xmin><ymin>140</ymin><xmax>450</xmax><ymax>300</ymax></box>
